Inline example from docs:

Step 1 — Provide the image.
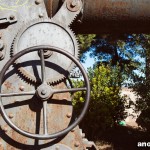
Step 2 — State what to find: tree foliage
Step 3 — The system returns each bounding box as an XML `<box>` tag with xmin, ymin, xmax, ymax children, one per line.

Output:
<box><xmin>76</xmin><ymin>33</ymin><xmax>150</xmax><ymax>135</ymax></box>
<box><xmin>73</xmin><ymin>64</ymin><xmax>128</xmax><ymax>139</ymax></box>
<box><xmin>77</xmin><ymin>34</ymin><xmax>96</xmax><ymax>62</ymax></box>
<box><xmin>131</xmin><ymin>34</ymin><xmax>150</xmax><ymax>131</ymax></box>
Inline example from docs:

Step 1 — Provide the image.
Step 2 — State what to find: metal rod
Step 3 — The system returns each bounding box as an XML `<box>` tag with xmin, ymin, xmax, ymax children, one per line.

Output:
<box><xmin>43</xmin><ymin>101</ymin><xmax>48</xmax><ymax>135</ymax></box>
<box><xmin>53</xmin><ymin>87</ymin><xmax>87</xmax><ymax>94</ymax></box>
<box><xmin>46</xmin><ymin>0</ymin><xmax>150</xmax><ymax>33</ymax></box>
<box><xmin>0</xmin><ymin>91</ymin><xmax>35</xmax><ymax>97</ymax></box>
<box><xmin>40</xmin><ymin>49</ymin><xmax>46</xmax><ymax>84</ymax></box>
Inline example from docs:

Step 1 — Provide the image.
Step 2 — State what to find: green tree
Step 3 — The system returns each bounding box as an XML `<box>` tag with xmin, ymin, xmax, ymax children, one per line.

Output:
<box><xmin>131</xmin><ymin>34</ymin><xmax>150</xmax><ymax>131</ymax></box>
<box><xmin>77</xmin><ymin>34</ymin><xmax>96</xmax><ymax>62</ymax></box>
<box><xmin>73</xmin><ymin>64</ymin><xmax>127</xmax><ymax>140</ymax></box>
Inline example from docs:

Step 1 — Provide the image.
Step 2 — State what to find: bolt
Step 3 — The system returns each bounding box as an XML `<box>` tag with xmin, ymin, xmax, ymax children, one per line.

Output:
<box><xmin>71</xmin><ymin>0</ymin><xmax>77</xmax><ymax>7</ymax></box>
<box><xmin>66</xmin><ymin>112</ymin><xmax>72</xmax><ymax>118</ymax></box>
<box><xmin>41</xmin><ymin>89</ymin><xmax>47</xmax><ymax>95</ymax></box>
<box><xmin>39</xmin><ymin>13</ymin><xmax>44</xmax><ymax>18</ymax></box>
<box><xmin>9</xmin><ymin>15</ymin><xmax>15</xmax><ymax>20</ymax></box>
<box><xmin>35</xmin><ymin>0</ymin><xmax>42</xmax><ymax>5</ymax></box>
<box><xmin>3</xmin><ymin>126</ymin><xmax>8</xmax><ymax>132</ymax></box>
<box><xmin>9</xmin><ymin>113</ymin><xmax>14</xmax><ymax>119</ymax></box>
<box><xmin>19</xmin><ymin>86</ymin><xmax>25</xmax><ymax>91</ymax></box>
<box><xmin>0</xmin><ymin>52</ymin><xmax>4</xmax><ymax>60</ymax></box>
<box><xmin>74</xmin><ymin>141</ymin><xmax>80</xmax><ymax>147</ymax></box>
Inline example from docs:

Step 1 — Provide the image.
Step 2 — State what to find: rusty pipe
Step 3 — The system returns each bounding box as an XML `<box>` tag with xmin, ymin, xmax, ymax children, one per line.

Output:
<box><xmin>45</xmin><ymin>0</ymin><xmax>150</xmax><ymax>34</ymax></box>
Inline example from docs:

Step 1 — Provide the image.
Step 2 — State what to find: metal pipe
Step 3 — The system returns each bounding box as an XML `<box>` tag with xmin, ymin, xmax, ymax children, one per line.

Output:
<box><xmin>45</xmin><ymin>0</ymin><xmax>150</xmax><ymax>33</ymax></box>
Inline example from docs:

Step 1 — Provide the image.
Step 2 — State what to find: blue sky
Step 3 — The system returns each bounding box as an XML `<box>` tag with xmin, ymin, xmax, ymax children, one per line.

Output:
<box><xmin>81</xmin><ymin>52</ymin><xmax>95</xmax><ymax>70</ymax></box>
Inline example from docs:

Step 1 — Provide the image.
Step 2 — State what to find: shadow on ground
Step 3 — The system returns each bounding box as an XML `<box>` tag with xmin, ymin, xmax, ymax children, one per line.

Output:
<box><xmin>96</xmin><ymin>125</ymin><xmax>150</xmax><ymax>150</ymax></box>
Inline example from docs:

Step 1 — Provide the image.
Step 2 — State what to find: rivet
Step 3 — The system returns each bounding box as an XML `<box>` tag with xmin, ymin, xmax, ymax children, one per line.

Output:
<box><xmin>9</xmin><ymin>15</ymin><xmax>15</xmax><ymax>20</ymax></box>
<box><xmin>35</xmin><ymin>0</ymin><xmax>42</xmax><ymax>5</ymax></box>
<box><xmin>71</xmin><ymin>128</ymin><xmax>75</xmax><ymax>132</ymax></box>
<box><xmin>74</xmin><ymin>141</ymin><xmax>80</xmax><ymax>147</ymax></box>
<box><xmin>9</xmin><ymin>113</ymin><xmax>14</xmax><ymax>119</ymax></box>
<box><xmin>66</xmin><ymin>112</ymin><xmax>72</xmax><ymax>118</ymax></box>
<box><xmin>3</xmin><ymin>126</ymin><xmax>8</xmax><ymax>132</ymax></box>
<box><xmin>19</xmin><ymin>86</ymin><xmax>25</xmax><ymax>91</ymax></box>
<box><xmin>55</xmin><ymin>146</ymin><xmax>59</xmax><ymax>150</ymax></box>
<box><xmin>39</xmin><ymin>13</ymin><xmax>44</xmax><ymax>18</ymax></box>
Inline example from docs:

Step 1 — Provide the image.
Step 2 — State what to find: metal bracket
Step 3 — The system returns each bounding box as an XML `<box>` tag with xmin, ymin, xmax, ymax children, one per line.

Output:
<box><xmin>52</xmin><ymin>0</ymin><xmax>83</xmax><ymax>26</ymax></box>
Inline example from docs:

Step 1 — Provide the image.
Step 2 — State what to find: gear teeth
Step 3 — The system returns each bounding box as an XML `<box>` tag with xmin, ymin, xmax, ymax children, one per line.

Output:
<box><xmin>49</xmin><ymin>76</ymin><xmax>66</xmax><ymax>86</ymax></box>
<box><xmin>69</xmin><ymin>13</ymin><xmax>79</xmax><ymax>27</ymax></box>
<box><xmin>68</xmin><ymin>26</ymin><xmax>80</xmax><ymax>59</ymax></box>
<box><xmin>11</xmin><ymin>19</ymin><xmax>79</xmax><ymax>85</ymax></box>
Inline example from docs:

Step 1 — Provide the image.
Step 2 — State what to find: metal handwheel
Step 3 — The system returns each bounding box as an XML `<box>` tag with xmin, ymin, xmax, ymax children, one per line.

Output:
<box><xmin>0</xmin><ymin>45</ymin><xmax>90</xmax><ymax>140</ymax></box>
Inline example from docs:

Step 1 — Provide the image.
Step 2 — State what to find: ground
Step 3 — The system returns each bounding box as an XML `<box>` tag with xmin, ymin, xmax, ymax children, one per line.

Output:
<box><xmin>95</xmin><ymin>125</ymin><xmax>150</xmax><ymax>150</ymax></box>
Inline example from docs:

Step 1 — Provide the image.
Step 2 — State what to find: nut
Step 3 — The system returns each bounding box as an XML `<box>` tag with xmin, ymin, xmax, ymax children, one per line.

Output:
<box><xmin>67</xmin><ymin>0</ymin><xmax>81</xmax><ymax>12</ymax></box>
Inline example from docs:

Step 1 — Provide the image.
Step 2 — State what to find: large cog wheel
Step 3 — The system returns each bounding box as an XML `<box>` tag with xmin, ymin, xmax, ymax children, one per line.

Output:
<box><xmin>11</xmin><ymin>18</ymin><xmax>79</xmax><ymax>84</ymax></box>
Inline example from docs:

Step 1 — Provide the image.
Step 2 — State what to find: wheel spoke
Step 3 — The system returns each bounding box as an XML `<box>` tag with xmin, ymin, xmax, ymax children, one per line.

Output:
<box><xmin>0</xmin><ymin>91</ymin><xmax>35</xmax><ymax>97</ymax></box>
<box><xmin>43</xmin><ymin>101</ymin><xmax>48</xmax><ymax>135</ymax></box>
<box><xmin>53</xmin><ymin>87</ymin><xmax>87</xmax><ymax>94</ymax></box>
<box><xmin>40</xmin><ymin>49</ymin><xmax>46</xmax><ymax>84</ymax></box>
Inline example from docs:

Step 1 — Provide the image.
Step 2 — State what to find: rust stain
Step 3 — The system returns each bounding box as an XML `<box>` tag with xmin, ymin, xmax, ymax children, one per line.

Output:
<box><xmin>4</xmin><ymin>81</ymin><xmax>12</xmax><ymax>90</ymax></box>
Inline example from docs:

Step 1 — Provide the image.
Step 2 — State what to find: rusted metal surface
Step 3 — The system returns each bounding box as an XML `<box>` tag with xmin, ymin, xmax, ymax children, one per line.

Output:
<box><xmin>0</xmin><ymin>0</ymin><xmax>96</xmax><ymax>149</ymax></box>
<box><xmin>47</xmin><ymin>0</ymin><xmax>150</xmax><ymax>33</ymax></box>
<box><xmin>0</xmin><ymin>77</ymin><xmax>87</xmax><ymax>149</ymax></box>
<box><xmin>0</xmin><ymin>71</ymin><xmax>77</xmax><ymax>149</ymax></box>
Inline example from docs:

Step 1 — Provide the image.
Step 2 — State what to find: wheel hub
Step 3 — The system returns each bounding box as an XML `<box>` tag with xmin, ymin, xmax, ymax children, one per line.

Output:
<box><xmin>36</xmin><ymin>84</ymin><xmax>53</xmax><ymax>100</ymax></box>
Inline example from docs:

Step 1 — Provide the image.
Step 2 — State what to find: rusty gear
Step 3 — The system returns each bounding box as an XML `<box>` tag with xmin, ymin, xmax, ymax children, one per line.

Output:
<box><xmin>11</xmin><ymin>18</ymin><xmax>79</xmax><ymax>84</ymax></box>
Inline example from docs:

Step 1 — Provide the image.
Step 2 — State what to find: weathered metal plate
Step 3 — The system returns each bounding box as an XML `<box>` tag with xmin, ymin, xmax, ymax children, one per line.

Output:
<box><xmin>0</xmin><ymin>70</ymin><xmax>85</xmax><ymax>149</ymax></box>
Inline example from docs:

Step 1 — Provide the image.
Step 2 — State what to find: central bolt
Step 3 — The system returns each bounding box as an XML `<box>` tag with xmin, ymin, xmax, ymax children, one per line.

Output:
<box><xmin>41</xmin><ymin>89</ymin><xmax>47</xmax><ymax>95</ymax></box>
<box><xmin>71</xmin><ymin>0</ymin><xmax>77</xmax><ymax>7</ymax></box>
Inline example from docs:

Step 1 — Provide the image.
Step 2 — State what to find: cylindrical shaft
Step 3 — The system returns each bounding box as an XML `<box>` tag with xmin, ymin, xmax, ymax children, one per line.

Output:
<box><xmin>45</xmin><ymin>0</ymin><xmax>150</xmax><ymax>33</ymax></box>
